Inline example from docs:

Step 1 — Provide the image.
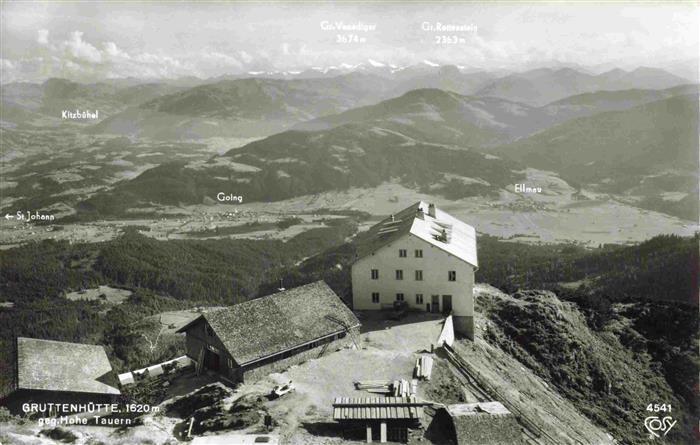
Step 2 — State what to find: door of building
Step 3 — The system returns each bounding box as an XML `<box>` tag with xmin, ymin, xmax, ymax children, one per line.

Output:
<box><xmin>442</xmin><ymin>295</ymin><xmax>453</xmax><ymax>313</ymax></box>
<box><xmin>204</xmin><ymin>349</ymin><xmax>220</xmax><ymax>371</ymax></box>
<box><xmin>431</xmin><ymin>295</ymin><xmax>440</xmax><ymax>313</ymax></box>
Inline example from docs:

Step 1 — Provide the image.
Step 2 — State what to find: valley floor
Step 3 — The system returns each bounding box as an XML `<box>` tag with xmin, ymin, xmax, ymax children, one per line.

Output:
<box><xmin>1</xmin><ymin>176</ymin><xmax>696</xmax><ymax>250</ymax></box>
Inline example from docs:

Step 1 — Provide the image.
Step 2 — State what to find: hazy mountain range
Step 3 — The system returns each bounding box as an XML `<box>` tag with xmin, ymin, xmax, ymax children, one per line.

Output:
<box><xmin>88</xmin><ymin>74</ymin><xmax>399</xmax><ymax>139</ymax></box>
<box><xmin>294</xmin><ymin>84</ymin><xmax>698</xmax><ymax>146</ymax></box>
<box><xmin>475</xmin><ymin>67</ymin><xmax>692</xmax><ymax>106</ymax></box>
<box><xmin>1</xmin><ymin>78</ymin><xmax>187</xmax><ymax>123</ymax></box>
<box><xmin>495</xmin><ymin>93</ymin><xmax>699</xmax><ymax>220</ymax></box>
<box><xmin>77</xmin><ymin>87</ymin><xmax>698</xmax><ymax>221</ymax></box>
<box><xmin>1</xmin><ymin>63</ymin><xmax>697</xmax><ymax>222</ymax></box>
<box><xmin>1</xmin><ymin>63</ymin><xmax>693</xmax><ymax>138</ymax></box>
<box><xmin>496</xmin><ymin>94</ymin><xmax>698</xmax><ymax>182</ymax></box>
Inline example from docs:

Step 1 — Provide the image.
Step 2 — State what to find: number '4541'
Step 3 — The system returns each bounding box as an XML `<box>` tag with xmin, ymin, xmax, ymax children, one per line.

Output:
<box><xmin>647</xmin><ymin>404</ymin><xmax>672</xmax><ymax>412</ymax></box>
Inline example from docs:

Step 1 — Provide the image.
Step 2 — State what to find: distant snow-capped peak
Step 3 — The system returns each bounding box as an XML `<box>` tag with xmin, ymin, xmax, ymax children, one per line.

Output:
<box><xmin>240</xmin><ymin>60</ymin><xmax>451</xmax><ymax>79</ymax></box>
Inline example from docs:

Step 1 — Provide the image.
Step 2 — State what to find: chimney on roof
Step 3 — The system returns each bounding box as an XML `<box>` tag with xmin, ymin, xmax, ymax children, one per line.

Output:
<box><xmin>428</xmin><ymin>203</ymin><xmax>436</xmax><ymax>218</ymax></box>
<box><xmin>390</xmin><ymin>214</ymin><xmax>395</xmax><ymax>222</ymax></box>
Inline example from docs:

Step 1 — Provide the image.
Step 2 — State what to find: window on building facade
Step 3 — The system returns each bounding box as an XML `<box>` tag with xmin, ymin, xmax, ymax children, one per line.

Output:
<box><xmin>396</xmin><ymin>269</ymin><xmax>403</xmax><ymax>280</ymax></box>
<box><xmin>416</xmin><ymin>294</ymin><xmax>424</xmax><ymax>304</ymax></box>
<box><xmin>372</xmin><ymin>292</ymin><xmax>380</xmax><ymax>303</ymax></box>
<box><xmin>415</xmin><ymin>270</ymin><xmax>423</xmax><ymax>281</ymax></box>
<box><xmin>399</xmin><ymin>249</ymin><xmax>407</xmax><ymax>257</ymax></box>
<box><xmin>396</xmin><ymin>293</ymin><xmax>404</xmax><ymax>301</ymax></box>
<box><xmin>371</xmin><ymin>269</ymin><xmax>379</xmax><ymax>279</ymax></box>
<box><xmin>448</xmin><ymin>270</ymin><xmax>456</xmax><ymax>281</ymax></box>
<box><xmin>415</xmin><ymin>249</ymin><xmax>423</xmax><ymax>258</ymax></box>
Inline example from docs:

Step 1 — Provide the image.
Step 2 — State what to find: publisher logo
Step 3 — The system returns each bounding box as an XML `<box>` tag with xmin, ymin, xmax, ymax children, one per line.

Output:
<box><xmin>644</xmin><ymin>416</ymin><xmax>677</xmax><ymax>439</ymax></box>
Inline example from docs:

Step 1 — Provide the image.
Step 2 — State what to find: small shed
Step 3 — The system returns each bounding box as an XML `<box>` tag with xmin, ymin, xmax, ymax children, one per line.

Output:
<box><xmin>332</xmin><ymin>396</ymin><xmax>426</xmax><ymax>443</ymax></box>
<box><xmin>1</xmin><ymin>337</ymin><xmax>120</xmax><ymax>415</ymax></box>
<box><xmin>427</xmin><ymin>402</ymin><xmax>523</xmax><ymax>445</ymax></box>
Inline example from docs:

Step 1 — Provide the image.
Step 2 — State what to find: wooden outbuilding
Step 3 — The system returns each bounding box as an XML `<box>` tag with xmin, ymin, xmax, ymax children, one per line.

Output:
<box><xmin>1</xmin><ymin>337</ymin><xmax>120</xmax><ymax>415</ymax></box>
<box><xmin>427</xmin><ymin>402</ymin><xmax>523</xmax><ymax>445</ymax></box>
<box><xmin>332</xmin><ymin>396</ymin><xmax>426</xmax><ymax>443</ymax></box>
<box><xmin>176</xmin><ymin>281</ymin><xmax>360</xmax><ymax>384</ymax></box>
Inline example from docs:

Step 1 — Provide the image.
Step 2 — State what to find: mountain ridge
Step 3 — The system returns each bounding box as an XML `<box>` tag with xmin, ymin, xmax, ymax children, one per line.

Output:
<box><xmin>476</xmin><ymin>66</ymin><xmax>690</xmax><ymax>106</ymax></box>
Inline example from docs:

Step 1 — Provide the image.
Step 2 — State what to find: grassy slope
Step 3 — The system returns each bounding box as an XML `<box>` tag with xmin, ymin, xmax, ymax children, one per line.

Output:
<box><xmin>452</xmin><ymin>328</ymin><xmax>614</xmax><ymax>444</ymax></box>
<box><xmin>476</xmin><ymin>285</ymin><xmax>695</xmax><ymax>444</ymax></box>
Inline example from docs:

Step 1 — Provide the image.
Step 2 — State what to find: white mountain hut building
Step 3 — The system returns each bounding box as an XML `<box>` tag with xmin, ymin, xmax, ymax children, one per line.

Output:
<box><xmin>351</xmin><ymin>201</ymin><xmax>478</xmax><ymax>339</ymax></box>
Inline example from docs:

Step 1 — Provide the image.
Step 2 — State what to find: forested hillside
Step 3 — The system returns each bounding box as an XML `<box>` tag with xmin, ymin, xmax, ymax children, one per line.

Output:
<box><xmin>79</xmin><ymin>122</ymin><xmax>523</xmax><ymax>217</ymax></box>
<box><xmin>476</xmin><ymin>233</ymin><xmax>698</xmax><ymax>304</ymax></box>
<box><xmin>0</xmin><ymin>220</ymin><xmax>358</xmax><ymax>396</ymax></box>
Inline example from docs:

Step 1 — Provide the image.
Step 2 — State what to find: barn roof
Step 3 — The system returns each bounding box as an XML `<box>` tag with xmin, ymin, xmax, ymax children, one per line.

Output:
<box><xmin>16</xmin><ymin>337</ymin><xmax>120</xmax><ymax>395</ymax></box>
<box><xmin>354</xmin><ymin>201</ymin><xmax>478</xmax><ymax>268</ymax></box>
<box><xmin>332</xmin><ymin>396</ymin><xmax>425</xmax><ymax>421</ymax></box>
<box><xmin>177</xmin><ymin>281</ymin><xmax>360</xmax><ymax>365</ymax></box>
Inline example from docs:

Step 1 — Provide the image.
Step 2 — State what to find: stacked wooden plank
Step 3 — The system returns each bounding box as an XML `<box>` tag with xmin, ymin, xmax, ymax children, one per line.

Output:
<box><xmin>118</xmin><ymin>355</ymin><xmax>194</xmax><ymax>386</ymax></box>
<box><xmin>355</xmin><ymin>379</ymin><xmax>413</xmax><ymax>396</ymax></box>
<box><xmin>415</xmin><ymin>355</ymin><xmax>433</xmax><ymax>381</ymax></box>
<box><xmin>355</xmin><ymin>380</ymin><xmax>392</xmax><ymax>394</ymax></box>
<box><xmin>391</xmin><ymin>379</ymin><xmax>411</xmax><ymax>397</ymax></box>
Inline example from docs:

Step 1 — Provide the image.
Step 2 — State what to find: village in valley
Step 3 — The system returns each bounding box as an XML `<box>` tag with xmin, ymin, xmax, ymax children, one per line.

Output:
<box><xmin>0</xmin><ymin>202</ymin><xmax>615</xmax><ymax>445</ymax></box>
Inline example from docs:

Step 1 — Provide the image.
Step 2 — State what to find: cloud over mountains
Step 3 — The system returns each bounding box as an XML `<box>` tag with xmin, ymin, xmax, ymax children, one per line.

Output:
<box><xmin>0</xmin><ymin>29</ymin><xmax>256</xmax><ymax>82</ymax></box>
<box><xmin>0</xmin><ymin>3</ymin><xmax>697</xmax><ymax>83</ymax></box>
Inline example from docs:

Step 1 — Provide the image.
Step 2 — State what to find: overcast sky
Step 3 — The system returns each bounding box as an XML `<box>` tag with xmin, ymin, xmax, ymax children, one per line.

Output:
<box><xmin>1</xmin><ymin>1</ymin><xmax>698</xmax><ymax>82</ymax></box>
